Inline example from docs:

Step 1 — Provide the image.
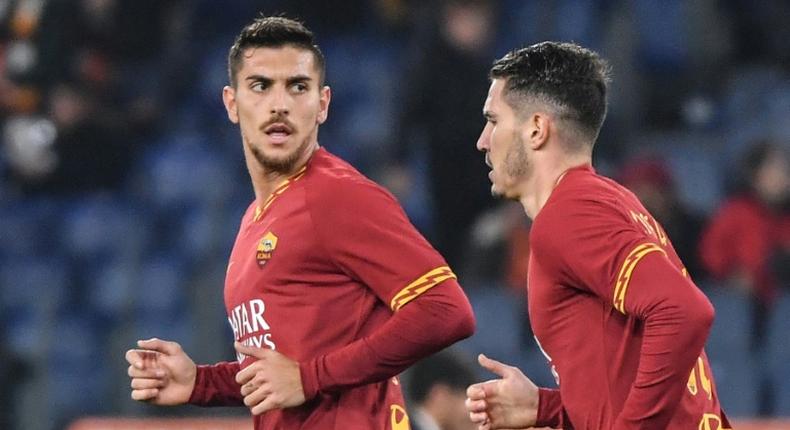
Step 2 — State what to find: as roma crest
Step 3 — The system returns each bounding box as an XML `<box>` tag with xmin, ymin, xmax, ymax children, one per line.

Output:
<box><xmin>256</xmin><ymin>231</ymin><xmax>278</xmax><ymax>267</ymax></box>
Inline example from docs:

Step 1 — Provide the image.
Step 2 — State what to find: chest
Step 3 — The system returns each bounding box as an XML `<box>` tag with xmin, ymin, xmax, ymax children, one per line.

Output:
<box><xmin>223</xmin><ymin>195</ymin><xmax>330</xmax><ymax>309</ymax></box>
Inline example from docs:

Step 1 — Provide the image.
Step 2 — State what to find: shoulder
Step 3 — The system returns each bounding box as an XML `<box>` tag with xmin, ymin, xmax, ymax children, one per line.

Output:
<box><xmin>533</xmin><ymin>173</ymin><xmax>627</xmax><ymax>232</ymax></box>
<box><xmin>531</xmin><ymin>171</ymin><xmax>636</xmax><ymax>255</ymax></box>
<box><xmin>305</xmin><ymin>149</ymin><xmax>401</xmax><ymax>214</ymax></box>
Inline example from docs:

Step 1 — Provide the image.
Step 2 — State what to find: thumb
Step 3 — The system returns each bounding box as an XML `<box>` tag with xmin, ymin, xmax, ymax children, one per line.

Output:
<box><xmin>478</xmin><ymin>353</ymin><xmax>512</xmax><ymax>378</ymax></box>
<box><xmin>138</xmin><ymin>338</ymin><xmax>182</xmax><ymax>356</ymax></box>
<box><xmin>234</xmin><ymin>341</ymin><xmax>269</xmax><ymax>359</ymax></box>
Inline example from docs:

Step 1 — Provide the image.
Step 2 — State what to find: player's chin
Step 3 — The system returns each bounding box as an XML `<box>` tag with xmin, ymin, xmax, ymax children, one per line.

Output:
<box><xmin>490</xmin><ymin>184</ymin><xmax>504</xmax><ymax>199</ymax></box>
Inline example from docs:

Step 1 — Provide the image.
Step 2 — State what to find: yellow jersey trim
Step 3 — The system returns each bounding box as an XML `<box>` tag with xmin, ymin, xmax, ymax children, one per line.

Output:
<box><xmin>613</xmin><ymin>243</ymin><xmax>666</xmax><ymax>314</ymax></box>
<box><xmin>390</xmin><ymin>266</ymin><xmax>456</xmax><ymax>311</ymax></box>
<box><xmin>253</xmin><ymin>165</ymin><xmax>308</xmax><ymax>222</ymax></box>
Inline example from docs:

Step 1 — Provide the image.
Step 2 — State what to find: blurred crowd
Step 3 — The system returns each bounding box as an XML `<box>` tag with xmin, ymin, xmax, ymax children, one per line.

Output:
<box><xmin>0</xmin><ymin>0</ymin><xmax>788</xmax><ymax>429</ymax></box>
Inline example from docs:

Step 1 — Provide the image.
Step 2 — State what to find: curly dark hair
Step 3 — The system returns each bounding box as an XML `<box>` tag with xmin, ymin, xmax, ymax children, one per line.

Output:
<box><xmin>228</xmin><ymin>16</ymin><xmax>326</xmax><ymax>87</ymax></box>
<box><xmin>490</xmin><ymin>41</ymin><xmax>611</xmax><ymax>144</ymax></box>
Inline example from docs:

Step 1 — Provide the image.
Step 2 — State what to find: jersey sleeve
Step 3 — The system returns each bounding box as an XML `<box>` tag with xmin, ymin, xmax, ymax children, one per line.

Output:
<box><xmin>188</xmin><ymin>361</ymin><xmax>244</xmax><ymax>406</ymax></box>
<box><xmin>532</xmin><ymin>193</ymin><xmax>715</xmax><ymax>428</ymax></box>
<box><xmin>536</xmin><ymin>388</ymin><xmax>573</xmax><ymax>429</ymax></box>
<box><xmin>299</xmin><ymin>175</ymin><xmax>475</xmax><ymax>397</ymax></box>
<box><xmin>308</xmin><ymin>177</ymin><xmax>455</xmax><ymax>312</ymax></box>
<box><xmin>531</xmin><ymin>194</ymin><xmax>668</xmax><ymax>314</ymax></box>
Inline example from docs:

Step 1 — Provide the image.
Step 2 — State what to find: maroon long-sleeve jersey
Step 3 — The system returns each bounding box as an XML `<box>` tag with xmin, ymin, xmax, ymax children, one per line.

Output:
<box><xmin>528</xmin><ymin>165</ymin><xmax>731</xmax><ymax>429</ymax></box>
<box><xmin>188</xmin><ymin>147</ymin><xmax>475</xmax><ymax>430</ymax></box>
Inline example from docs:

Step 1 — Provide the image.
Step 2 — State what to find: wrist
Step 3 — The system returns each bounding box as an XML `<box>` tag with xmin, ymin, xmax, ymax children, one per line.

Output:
<box><xmin>298</xmin><ymin>358</ymin><xmax>320</xmax><ymax>400</ymax></box>
<box><xmin>535</xmin><ymin>387</ymin><xmax>562</xmax><ymax>428</ymax></box>
<box><xmin>187</xmin><ymin>364</ymin><xmax>207</xmax><ymax>404</ymax></box>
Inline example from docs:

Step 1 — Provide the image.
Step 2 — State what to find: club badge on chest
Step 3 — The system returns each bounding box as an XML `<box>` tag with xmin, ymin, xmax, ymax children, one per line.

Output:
<box><xmin>256</xmin><ymin>231</ymin><xmax>278</xmax><ymax>267</ymax></box>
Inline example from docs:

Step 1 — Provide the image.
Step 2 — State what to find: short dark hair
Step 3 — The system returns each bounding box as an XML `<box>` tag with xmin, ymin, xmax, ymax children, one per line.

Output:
<box><xmin>405</xmin><ymin>350</ymin><xmax>476</xmax><ymax>404</ymax></box>
<box><xmin>228</xmin><ymin>16</ymin><xmax>326</xmax><ymax>87</ymax></box>
<box><xmin>490</xmin><ymin>41</ymin><xmax>610</xmax><ymax>144</ymax></box>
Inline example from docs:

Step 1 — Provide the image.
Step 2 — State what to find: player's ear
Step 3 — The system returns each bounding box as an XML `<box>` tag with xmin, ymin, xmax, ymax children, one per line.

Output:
<box><xmin>524</xmin><ymin>112</ymin><xmax>549</xmax><ymax>150</ymax></box>
<box><xmin>317</xmin><ymin>85</ymin><xmax>331</xmax><ymax>125</ymax></box>
<box><xmin>223</xmin><ymin>85</ymin><xmax>239</xmax><ymax>124</ymax></box>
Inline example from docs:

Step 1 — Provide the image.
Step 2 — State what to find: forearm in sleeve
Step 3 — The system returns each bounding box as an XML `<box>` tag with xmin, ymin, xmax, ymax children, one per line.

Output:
<box><xmin>613</xmin><ymin>252</ymin><xmax>714</xmax><ymax>429</ymax></box>
<box><xmin>298</xmin><ymin>279</ymin><xmax>475</xmax><ymax>399</ymax></box>
<box><xmin>188</xmin><ymin>361</ymin><xmax>244</xmax><ymax>406</ymax></box>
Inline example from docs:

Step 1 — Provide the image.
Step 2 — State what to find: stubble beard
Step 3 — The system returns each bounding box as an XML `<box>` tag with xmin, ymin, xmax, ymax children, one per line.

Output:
<box><xmin>492</xmin><ymin>132</ymin><xmax>529</xmax><ymax>200</ymax></box>
<box><xmin>250</xmin><ymin>139</ymin><xmax>306</xmax><ymax>174</ymax></box>
<box><xmin>244</xmin><ymin>129</ymin><xmax>314</xmax><ymax>175</ymax></box>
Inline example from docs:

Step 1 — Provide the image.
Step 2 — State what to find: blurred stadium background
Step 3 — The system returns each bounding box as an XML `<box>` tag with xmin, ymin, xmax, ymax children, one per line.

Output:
<box><xmin>0</xmin><ymin>0</ymin><xmax>788</xmax><ymax>429</ymax></box>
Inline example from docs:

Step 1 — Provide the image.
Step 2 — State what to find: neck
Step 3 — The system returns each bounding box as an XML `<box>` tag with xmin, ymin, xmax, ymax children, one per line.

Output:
<box><xmin>519</xmin><ymin>152</ymin><xmax>591</xmax><ymax>219</ymax></box>
<box><xmin>245</xmin><ymin>141</ymin><xmax>319</xmax><ymax>205</ymax></box>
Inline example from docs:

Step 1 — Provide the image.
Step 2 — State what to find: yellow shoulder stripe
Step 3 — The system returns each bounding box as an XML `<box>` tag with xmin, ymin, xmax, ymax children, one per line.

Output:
<box><xmin>390</xmin><ymin>266</ymin><xmax>456</xmax><ymax>311</ymax></box>
<box><xmin>613</xmin><ymin>243</ymin><xmax>666</xmax><ymax>314</ymax></box>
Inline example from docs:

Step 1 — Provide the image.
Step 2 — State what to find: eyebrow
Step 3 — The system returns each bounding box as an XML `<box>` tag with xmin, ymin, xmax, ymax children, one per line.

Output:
<box><xmin>244</xmin><ymin>74</ymin><xmax>313</xmax><ymax>86</ymax></box>
<box><xmin>483</xmin><ymin>110</ymin><xmax>496</xmax><ymax>120</ymax></box>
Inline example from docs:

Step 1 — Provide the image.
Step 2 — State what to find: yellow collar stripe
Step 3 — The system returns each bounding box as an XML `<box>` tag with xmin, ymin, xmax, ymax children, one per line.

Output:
<box><xmin>253</xmin><ymin>166</ymin><xmax>309</xmax><ymax>222</ymax></box>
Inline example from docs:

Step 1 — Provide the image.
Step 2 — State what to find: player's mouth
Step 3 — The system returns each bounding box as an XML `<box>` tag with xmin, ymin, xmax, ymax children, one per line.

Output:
<box><xmin>264</xmin><ymin>123</ymin><xmax>294</xmax><ymax>145</ymax></box>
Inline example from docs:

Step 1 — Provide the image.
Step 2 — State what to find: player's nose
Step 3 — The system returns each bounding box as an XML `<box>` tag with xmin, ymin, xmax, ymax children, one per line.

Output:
<box><xmin>476</xmin><ymin>126</ymin><xmax>490</xmax><ymax>152</ymax></box>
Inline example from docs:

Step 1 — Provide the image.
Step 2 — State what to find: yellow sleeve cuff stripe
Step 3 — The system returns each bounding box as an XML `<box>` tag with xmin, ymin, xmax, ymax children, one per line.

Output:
<box><xmin>390</xmin><ymin>266</ymin><xmax>456</xmax><ymax>311</ymax></box>
<box><xmin>613</xmin><ymin>243</ymin><xmax>666</xmax><ymax>314</ymax></box>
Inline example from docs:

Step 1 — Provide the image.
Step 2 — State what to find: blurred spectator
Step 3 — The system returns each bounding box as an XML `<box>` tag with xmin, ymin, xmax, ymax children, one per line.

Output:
<box><xmin>404</xmin><ymin>349</ymin><xmax>477</xmax><ymax>430</ymax></box>
<box><xmin>620</xmin><ymin>156</ymin><xmax>706</xmax><ymax>278</ymax></box>
<box><xmin>699</xmin><ymin>140</ymin><xmax>790</xmax><ymax>344</ymax></box>
<box><xmin>461</xmin><ymin>202</ymin><xmax>529</xmax><ymax>289</ymax></box>
<box><xmin>0</xmin><ymin>324</ymin><xmax>29</xmax><ymax>430</ymax></box>
<box><xmin>723</xmin><ymin>0</ymin><xmax>790</xmax><ymax>67</ymax></box>
<box><xmin>388</xmin><ymin>0</ymin><xmax>498</xmax><ymax>267</ymax></box>
<box><xmin>4</xmin><ymin>80</ymin><xmax>131</xmax><ymax>193</ymax></box>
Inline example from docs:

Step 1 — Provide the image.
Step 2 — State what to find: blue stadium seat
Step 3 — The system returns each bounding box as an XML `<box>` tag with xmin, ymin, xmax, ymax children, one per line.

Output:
<box><xmin>457</xmin><ymin>286</ymin><xmax>557</xmax><ymax>388</ymax></box>
<box><xmin>0</xmin><ymin>198</ymin><xmax>62</xmax><ymax>258</ymax></box>
<box><xmin>47</xmin><ymin>312</ymin><xmax>109</xmax><ymax>424</ymax></box>
<box><xmin>133</xmin><ymin>254</ymin><xmax>188</xmax><ymax>314</ymax></box>
<box><xmin>500</xmin><ymin>0</ymin><xmax>601</xmax><ymax>52</ymax></box>
<box><xmin>87</xmin><ymin>258</ymin><xmax>137</xmax><ymax>321</ymax></box>
<box><xmin>320</xmin><ymin>35</ymin><xmax>399</xmax><ymax>169</ymax></box>
<box><xmin>132</xmin><ymin>313</ymin><xmax>195</xmax><ymax>354</ymax></box>
<box><xmin>60</xmin><ymin>196</ymin><xmax>149</xmax><ymax>263</ymax></box>
<box><xmin>631</xmin><ymin>130</ymin><xmax>724</xmax><ymax>215</ymax></box>
<box><xmin>632</xmin><ymin>0</ymin><xmax>688</xmax><ymax>73</ymax></box>
<box><xmin>133</xmin><ymin>136</ymin><xmax>235</xmax><ymax>213</ymax></box>
<box><xmin>767</xmin><ymin>292</ymin><xmax>790</xmax><ymax>416</ymax></box>
<box><xmin>459</xmin><ymin>286</ymin><xmax>525</xmax><ymax>361</ymax></box>
<box><xmin>169</xmin><ymin>203</ymin><xmax>225</xmax><ymax>264</ymax></box>
<box><xmin>704</xmin><ymin>287</ymin><xmax>760</xmax><ymax>416</ymax></box>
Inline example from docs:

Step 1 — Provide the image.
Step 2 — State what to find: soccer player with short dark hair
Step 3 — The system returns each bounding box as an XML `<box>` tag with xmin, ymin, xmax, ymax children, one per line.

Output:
<box><xmin>464</xmin><ymin>42</ymin><xmax>731</xmax><ymax>429</ymax></box>
<box><xmin>125</xmin><ymin>16</ymin><xmax>475</xmax><ymax>430</ymax></box>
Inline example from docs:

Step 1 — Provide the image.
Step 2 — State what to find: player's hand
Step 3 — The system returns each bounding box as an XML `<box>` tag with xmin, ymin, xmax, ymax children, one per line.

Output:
<box><xmin>125</xmin><ymin>338</ymin><xmax>197</xmax><ymax>405</ymax></box>
<box><xmin>234</xmin><ymin>342</ymin><xmax>306</xmax><ymax>415</ymax></box>
<box><xmin>465</xmin><ymin>354</ymin><xmax>539</xmax><ymax>430</ymax></box>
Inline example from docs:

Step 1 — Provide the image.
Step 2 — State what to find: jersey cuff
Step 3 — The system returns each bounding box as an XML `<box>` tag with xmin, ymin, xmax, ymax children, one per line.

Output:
<box><xmin>536</xmin><ymin>387</ymin><xmax>563</xmax><ymax>428</ymax></box>
<box><xmin>299</xmin><ymin>358</ymin><xmax>320</xmax><ymax>400</ymax></box>
<box><xmin>389</xmin><ymin>266</ymin><xmax>456</xmax><ymax>311</ymax></box>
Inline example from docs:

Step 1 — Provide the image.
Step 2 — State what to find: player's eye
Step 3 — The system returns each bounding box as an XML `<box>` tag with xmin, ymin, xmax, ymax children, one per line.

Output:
<box><xmin>250</xmin><ymin>81</ymin><xmax>268</xmax><ymax>92</ymax></box>
<box><xmin>291</xmin><ymin>82</ymin><xmax>308</xmax><ymax>93</ymax></box>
